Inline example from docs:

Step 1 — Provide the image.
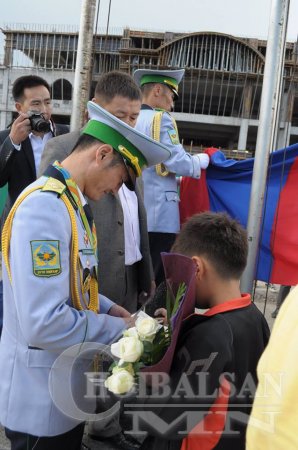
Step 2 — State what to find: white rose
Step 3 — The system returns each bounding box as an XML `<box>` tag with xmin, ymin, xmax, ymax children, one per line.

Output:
<box><xmin>111</xmin><ymin>336</ymin><xmax>143</xmax><ymax>363</ymax></box>
<box><xmin>105</xmin><ymin>369</ymin><xmax>134</xmax><ymax>394</ymax></box>
<box><xmin>113</xmin><ymin>363</ymin><xmax>135</xmax><ymax>376</ymax></box>
<box><xmin>123</xmin><ymin>327</ymin><xmax>138</xmax><ymax>338</ymax></box>
<box><xmin>136</xmin><ymin>316</ymin><xmax>160</xmax><ymax>342</ymax></box>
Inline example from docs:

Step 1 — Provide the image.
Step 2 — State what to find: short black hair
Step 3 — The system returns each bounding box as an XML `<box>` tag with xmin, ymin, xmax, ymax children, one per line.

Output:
<box><xmin>172</xmin><ymin>212</ymin><xmax>248</xmax><ymax>279</ymax></box>
<box><xmin>71</xmin><ymin>133</ymin><xmax>124</xmax><ymax>165</ymax></box>
<box><xmin>12</xmin><ymin>75</ymin><xmax>51</xmax><ymax>102</ymax></box>
<box><xmin>72</xmin><ymin>134</ymin><xmax>99</xmax><ymax>151</ymax></box>
<box><xmin>94</xmin><ymin>71</ymin><xmax>141</xmax><ymax>103</ymax></box>
<box><xmin>140</xmin><ymin>83</ymin><xmax>157</xmax><ymax>96</ymax></box>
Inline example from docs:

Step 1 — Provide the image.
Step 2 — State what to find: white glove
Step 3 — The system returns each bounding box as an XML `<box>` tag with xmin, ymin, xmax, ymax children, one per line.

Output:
<box><xmin>196</xmin><ymin>153</ymin><xmax>210</xmax><ymax>170</ymax></box>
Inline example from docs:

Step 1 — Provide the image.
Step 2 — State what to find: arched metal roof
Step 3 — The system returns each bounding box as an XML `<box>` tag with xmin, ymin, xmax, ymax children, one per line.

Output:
<box><xmin>158</xmin><ymin>32</ymin><xmax>265</xmax><ymax>74</ymax></box>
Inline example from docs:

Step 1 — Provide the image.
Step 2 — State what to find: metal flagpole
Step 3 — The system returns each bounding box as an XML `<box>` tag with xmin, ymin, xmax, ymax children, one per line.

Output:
<box><xmin>70</xmin><ymin>0</ymin><xmax>97</xmax><ymax>131</ymax></box>
<box><xmin>240</xmin><ymin>0</ymin><xmax>290</xmax><ymax>293</ymax></box>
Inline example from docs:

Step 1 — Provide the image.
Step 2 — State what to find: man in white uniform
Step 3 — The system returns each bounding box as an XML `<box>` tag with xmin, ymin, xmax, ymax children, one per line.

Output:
<box><xmin>134</xmin><ymin>69</ymin><xmax>209</xmax><ymax>285</ymax></box>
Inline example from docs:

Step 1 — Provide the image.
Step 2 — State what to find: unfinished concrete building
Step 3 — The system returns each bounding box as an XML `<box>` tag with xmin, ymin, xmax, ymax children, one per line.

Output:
<box><xmin>1</xmin><ymin>24</ymin><xmax>298</xmax><ymax>155</ymax></box>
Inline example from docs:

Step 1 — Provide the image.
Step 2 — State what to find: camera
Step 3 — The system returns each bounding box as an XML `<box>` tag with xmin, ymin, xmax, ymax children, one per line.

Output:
<box><xmin>28</xmin><ymin>111</ymin><xmax>51</xmax><ymax>133</ymax></box>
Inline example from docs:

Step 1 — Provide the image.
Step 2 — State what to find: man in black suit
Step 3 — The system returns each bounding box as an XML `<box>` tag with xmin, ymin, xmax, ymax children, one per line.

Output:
<box><xmin>0</xmin><ymin>74</ymin><xmax>69</xmax><ymax>231</ymax></box>
<box><xmin>0</xmin><ymin>74</ymin><xmax>68</xmax><ymax>336</ymax></box>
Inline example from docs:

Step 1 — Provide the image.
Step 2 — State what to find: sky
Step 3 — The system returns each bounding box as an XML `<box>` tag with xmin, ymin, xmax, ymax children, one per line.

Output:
<box><xmin>0</xmin><ymin>0</ymin><xmax>297</xmax><ymax>55</ymax></box>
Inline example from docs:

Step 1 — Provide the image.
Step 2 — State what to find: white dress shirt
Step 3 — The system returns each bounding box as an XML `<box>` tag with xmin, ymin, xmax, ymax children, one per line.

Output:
<box><xmin>29</xmin><ymin>132</ymin><xmax>52</xmax><ymax>175</ymax></box>
<box><xmin>118</xmin><ymin>185</ymin><xmax>142</xmax><ymax>266</ymax></box>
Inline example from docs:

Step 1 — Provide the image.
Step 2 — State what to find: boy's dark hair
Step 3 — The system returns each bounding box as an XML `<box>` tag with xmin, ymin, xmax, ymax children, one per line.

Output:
<box><xmin>12</xmin><ymin>75</ymin><xmax>51</xmax><ymax>102</ymax></box>
<box><xmin>94</xmin><ymin>71</ymin><xmax>141</xmax><ymax>103</ymax></box>
<box><xmin>172</xmin><ymin>212</ymin><xmax>248</xmax><ymax>279</ymax></box>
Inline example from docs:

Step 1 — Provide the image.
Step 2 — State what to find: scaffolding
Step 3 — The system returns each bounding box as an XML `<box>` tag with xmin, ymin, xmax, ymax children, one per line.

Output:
<box><xmin>0</xmin><ymin>25</ymin><xmax>297</xmax><ymax>150</ymax></box>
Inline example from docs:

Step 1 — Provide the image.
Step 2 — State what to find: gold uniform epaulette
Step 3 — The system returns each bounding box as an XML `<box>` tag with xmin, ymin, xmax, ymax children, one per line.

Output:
<box><xmin>41</xmin><ymin>177</ymin><xmax>66</xmax><ymax>195</ymax></box>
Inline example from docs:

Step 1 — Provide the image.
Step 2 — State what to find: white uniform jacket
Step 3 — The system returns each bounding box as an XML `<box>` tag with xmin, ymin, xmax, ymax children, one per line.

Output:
<box><xmin>135</xmin><ymin>107</ymin><xmax>201</xmax><ymax>233</ymax></box>
<box><xmin>0</xmin><ymin>177</ymin><xmax>126</xmax><ymax>436</ymax></box>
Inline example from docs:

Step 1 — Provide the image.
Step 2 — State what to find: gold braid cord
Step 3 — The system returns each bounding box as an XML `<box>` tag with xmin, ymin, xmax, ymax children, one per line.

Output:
<box><xmin>152</xmin><ymin>111</ymin><xmax>170</xmax><ymax>177</ymax></box>
<box><xmin>1</xmin><ymin>185</ymin><xmax>42</xmax><ymax>284</ymax></box>
<box><xmin>1</xmin><ymin>186</ymin><xmax>98</xmax><ymax>313</ymax></box>
<box><xmin>152</xmin><ymin>111</ymin><xmax>180</xmax><ymax>177</ymax></box>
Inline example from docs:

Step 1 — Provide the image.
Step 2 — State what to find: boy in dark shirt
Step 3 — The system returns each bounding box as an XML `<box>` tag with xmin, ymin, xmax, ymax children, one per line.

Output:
<box><xmin>125</xmin><ymin>212</ymin><xmax>269</xmax><ymax>450</ymax></box>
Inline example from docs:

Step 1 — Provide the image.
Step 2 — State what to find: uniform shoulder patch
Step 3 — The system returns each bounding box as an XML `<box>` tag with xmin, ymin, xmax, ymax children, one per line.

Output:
<box><xmin>41</xmin><ymin>177</ymin><xmax>66</xmax><ymax>195</ymax></box>
<box><xmin>30</xmin><ymin>240</ymin><xmax>62</xmax><ymax>277</ymax></box>
<box><xmin>168</xmin><ymin>128</ymin><xmax>179</xmax><ymax>145</ymax></box>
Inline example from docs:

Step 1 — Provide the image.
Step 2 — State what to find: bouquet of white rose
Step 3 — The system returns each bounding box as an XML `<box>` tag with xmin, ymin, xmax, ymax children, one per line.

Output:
<box><xmin>105</xmin><ymin>311</ymin><xmax>170</xmax><ymax>394</ymax></box>
<box><xmin>105</xmin><ymin>253</ymin><xmax>196</xmax><ymax>395</ymax></box>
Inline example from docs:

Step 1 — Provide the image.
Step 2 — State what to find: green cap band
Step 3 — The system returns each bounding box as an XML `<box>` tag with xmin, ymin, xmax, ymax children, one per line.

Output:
<box><xmin>140</xmin><ymin>74</ymin><xmax>179</xmax><ymax>90</ymax></box>
<box><xmin>82</xmin><ymin>120</ymin><xmax>148</xmax><ymax>174</ymax></box>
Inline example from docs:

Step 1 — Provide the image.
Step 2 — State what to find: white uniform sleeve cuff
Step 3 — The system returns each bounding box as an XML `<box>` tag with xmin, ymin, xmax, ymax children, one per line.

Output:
<box><xmin>196</xmin><ymin>153</ymin><xmax>210</xmax><ymax>170</ymax></box>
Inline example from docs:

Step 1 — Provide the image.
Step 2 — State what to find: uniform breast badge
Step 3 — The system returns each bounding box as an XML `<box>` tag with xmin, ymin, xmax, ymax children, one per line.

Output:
<box><xmin>83</xmin><ymin>231</ymin><xmax>89</xmax><ymax>246</ymax></box>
